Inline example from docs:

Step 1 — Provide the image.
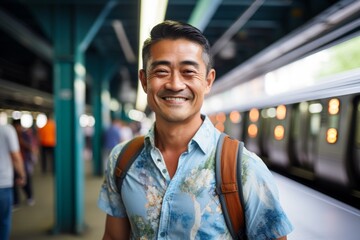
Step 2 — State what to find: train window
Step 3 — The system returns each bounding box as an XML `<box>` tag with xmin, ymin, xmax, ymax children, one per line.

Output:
<box><xmin>310</xmin><ymin>114</ymin><xmax>321</xmax><ymax>135</ymax></box>
<box><xmin>248</xmin><ymin>124</ymin><xmax>258</xmax><ymax>138</ymax></box>
<box><xmin>229</xmin><ymin>111</ymin><xmax>241</xmax><ymax>123</ymax></box>
<box><xmin>249</xmin><ymin>108</ymin><xmax>259</xmax><ymax>122</ymax></box>
<box><xmin>276</xmin><ymin>105</ymin><xmax>286</xmax><ymax>120</ymax></box>
<box><xmin>274</xmin><ymin>125</ymin><xmax>285</xmax><ymax>140</ymax></box>
<box><xmin>261</xmin><ymin>109</ymin><xmax>268</xmax><ymax>118</ymax></box>
<box><xmin>309</xmin><ymin>103</ymin><xmax>322</xmax><ymax>113</ymax></box>
<box><xmin>328</xmin><ymin>98</ymin><xmax>340</xmax><ymax>115</ymax></box>
<box><xmin>326</xmin><ymin>128</ymin><xmax>338</xmax><ymax>144</ymax></box>
<box><xmin>266</xmin><ymin>108</ymin><xmax>276</xmax><ymax>118</ymax></box>
<box><xmin>299</xmin><ymin>102</ymin><xmax>309</xmax><ymax>112</ymax></box>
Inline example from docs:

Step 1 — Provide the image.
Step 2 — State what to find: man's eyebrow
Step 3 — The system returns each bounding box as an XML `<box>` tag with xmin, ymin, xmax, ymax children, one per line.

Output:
<box><xmin>150</xmin><ymin>60</ymin><xmax>171</xmax><ymax>69</ymax></box>
<box><xmin>150</xmin><ymin>60</ymin><xmax>200</xmax><ymax>69</ymax></box>
<box><xmin>180</xmin><ymin>60</ymin><xmax>200</xmax><ymax>69</ymax></box>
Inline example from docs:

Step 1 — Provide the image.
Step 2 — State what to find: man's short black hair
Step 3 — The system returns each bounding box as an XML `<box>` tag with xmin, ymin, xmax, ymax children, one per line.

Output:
<box><xmin>142</xmin><ymin>20</ymin><xmax>213</xmax><ymax>74</ymax></box>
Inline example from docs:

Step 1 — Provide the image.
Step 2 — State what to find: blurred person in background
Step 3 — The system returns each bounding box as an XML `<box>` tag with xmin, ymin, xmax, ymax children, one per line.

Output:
<box><xmin>119</xmin><ymin>120</ymin><xmax>133</xmax><ymax>142</ymax></box>
<box><xmin>12</xmin><ymin>119</ymin><xmax>36</xmax><ymax>207</ymax></box>
<box><xmin>103</xmin><ymin>117</ymin><xmax>122</xmax><ymax>170</ymax></box>
<box><xmin>38</xmin><ymin>114</ymin><xmax>56</xmax><ymax>174</ymax></box>
<box><xmin>0</xmin><ymin>123</ymin><xmax>26</xmax><ymax>240</ymax></box>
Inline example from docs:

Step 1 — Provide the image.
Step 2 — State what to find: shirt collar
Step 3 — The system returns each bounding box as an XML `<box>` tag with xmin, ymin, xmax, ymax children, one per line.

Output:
<box><xmin>144</xmin><ymin>115</ymin><xmax>218</xmax><ymax>155</ymax></box>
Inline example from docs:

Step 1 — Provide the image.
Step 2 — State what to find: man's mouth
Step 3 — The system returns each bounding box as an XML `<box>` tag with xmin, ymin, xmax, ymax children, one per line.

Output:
<box><xmin>163</xmin><ymin>97</ymin><xmax>187</xmax><ymax>102</ymax></box>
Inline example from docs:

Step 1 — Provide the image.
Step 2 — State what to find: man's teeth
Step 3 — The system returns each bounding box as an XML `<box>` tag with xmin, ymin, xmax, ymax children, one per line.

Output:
<box><xmin>164</xmin><ymin>97</ymin><xmax>186</xmax><ymax>101</ymax></box>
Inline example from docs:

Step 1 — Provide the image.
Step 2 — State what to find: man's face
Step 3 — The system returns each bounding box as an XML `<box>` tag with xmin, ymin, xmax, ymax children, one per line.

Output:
<box><xmin>139</xmin><ymin>39</ymin><xmax>215</xmax><ymax>124</ymax></box>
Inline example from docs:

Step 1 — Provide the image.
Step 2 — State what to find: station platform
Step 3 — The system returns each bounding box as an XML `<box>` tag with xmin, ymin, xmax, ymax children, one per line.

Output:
<box><xmin>10</xmin><ymin>160</ymin><xmax>360</xmax><ymax>240</ymax></box>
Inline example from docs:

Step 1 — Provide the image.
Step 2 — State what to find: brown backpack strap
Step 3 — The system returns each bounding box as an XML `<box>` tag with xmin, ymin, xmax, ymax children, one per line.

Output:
<box><xmin>114</xmin><ymin>136</ymin><xmax>145</xmax><ymax>191</ymax></box>
<box><xmin>216</xmin><ymin>133</ymin><xmax>246</xmax><ymax>239</ymax></box>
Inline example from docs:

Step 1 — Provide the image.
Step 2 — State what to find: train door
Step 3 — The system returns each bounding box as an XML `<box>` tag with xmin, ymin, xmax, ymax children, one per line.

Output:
<box><xmin>243</xmin><ymin>108</ymin><xmax>262</xmax><ymax>157</ymax></box>
<box><xmin>265</xmin><ymin>104</ymin><xmax>293</xmax><ymax>168</ymax></box>
<box><xmin>292</xmin><ymin>101</ymin><xmax>322</xmax><ymax>179</ymax></box>
<box><xmin>224</xmin><ymin>110</ymin><xmax>244</xmax><ymax>141</ymax></box>
<box><xmin>315</xmin><ymin>95</ymin><xmax>354</xmax><ymax>187</ymax></box>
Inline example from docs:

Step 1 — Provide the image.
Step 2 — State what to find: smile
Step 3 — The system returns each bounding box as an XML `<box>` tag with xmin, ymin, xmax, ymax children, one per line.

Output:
<box><xmin>163</xmin><ymin>97</ymin><xmax>187</xmax><ymax>102</ymax></box>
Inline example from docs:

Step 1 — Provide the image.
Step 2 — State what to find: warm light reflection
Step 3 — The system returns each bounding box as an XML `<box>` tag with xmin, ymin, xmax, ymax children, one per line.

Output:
<box><xmin>216</xmin><ymin>112</ymin><xmax>226</xmax><ymax>123</ymax></box>
<box><xmin>276</xmin><ymin>105</ymin><xmax>287</xmax><ymax>120</ymax></box>
<box><xmin>229</xmin><ymin>111</ymin><xmax>241</xmax><ymax>123</ymax></box>
<box><xmin>249</xmin><ymin>108</ymin><xmax>259</xmax><ymax>122</ymax></box>
<box><xmin>274</xmin><ymin>125</ymin><xmax>285</xmax><ymax>140</ymax></box>
<box><xmin>328</xmin><ymin>98</ymin><xmax>340</xmax><ymax>115</ymax></box>
<box><xmin>326</xmin><ymin>128</ymin><xmax>338</xmax><ymax>143</ymax></box>
<box><xmin>248</xmin><ymin>124</ymin><xmax>258</xmax><ymax>138</ymax></box>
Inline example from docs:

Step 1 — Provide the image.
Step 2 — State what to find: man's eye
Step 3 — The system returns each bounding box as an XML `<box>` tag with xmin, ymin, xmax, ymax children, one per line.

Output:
<box><xmin>154</xmin><ymin>69</ymin><xmax>168</xmax><ymax>75</ymax></box>
<box><xmin>183</xmin><ymin>70</ymin><xmax>196</xmax><ymax>75</ymax></box>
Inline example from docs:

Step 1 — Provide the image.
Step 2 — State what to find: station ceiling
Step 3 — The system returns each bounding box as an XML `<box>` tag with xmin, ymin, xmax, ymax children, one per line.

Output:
<box><xmin>0</xmin><ymin>0</ymin><xmax>355</xmax><ymax>112</ymax></box>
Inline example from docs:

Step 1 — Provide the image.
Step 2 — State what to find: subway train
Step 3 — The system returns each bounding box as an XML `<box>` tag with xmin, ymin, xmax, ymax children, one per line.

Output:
<box><xmin>206</xmin><ymin>33</ymin><xmax>360</xmax><ymax>208</ymax></box>
<box><xmin>209</xmin><ymin>91</ymin><xmax>360</xmax><ymax>208</ymax></box>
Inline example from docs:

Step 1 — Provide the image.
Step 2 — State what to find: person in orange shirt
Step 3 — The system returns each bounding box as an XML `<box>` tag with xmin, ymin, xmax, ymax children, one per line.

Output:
<box><xmin>38</xmin><ymin>115</ymin><xmax>56</xmax><ymax>174</ymax></box>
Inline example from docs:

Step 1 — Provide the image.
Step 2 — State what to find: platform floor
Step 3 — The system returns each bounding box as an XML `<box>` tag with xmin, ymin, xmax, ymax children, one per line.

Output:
<box><xmin>10</xmin><ymin>160</ymin><xmax>360</xmax><ymax>240</ymax></box>
<box><xmin>10</xmin><ymin>159</ymin><xmax>105</xmax><ymax>240</ymax></box>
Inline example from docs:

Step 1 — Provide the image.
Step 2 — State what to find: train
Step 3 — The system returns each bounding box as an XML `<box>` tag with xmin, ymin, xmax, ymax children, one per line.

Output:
<box><xmin>210</xmin><ymin>91</ymin><xmax>359</xmax><ymax>192</ymax></box>
<box><xmin>205</xmin><ymin>32</ymin><xmax>360</xmax><ymax>208</ymax></box>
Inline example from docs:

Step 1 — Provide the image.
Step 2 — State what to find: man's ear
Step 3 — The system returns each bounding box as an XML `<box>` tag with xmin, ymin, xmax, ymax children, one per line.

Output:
<box><xmin>205</xmin><ymin>69</ymin><xmax>216</xmax><ymax>94</ymax></box>
<box><xmin>139</xmin><ymin>69</ymin><xmax>147</xmax><ymax>93</ymax></box>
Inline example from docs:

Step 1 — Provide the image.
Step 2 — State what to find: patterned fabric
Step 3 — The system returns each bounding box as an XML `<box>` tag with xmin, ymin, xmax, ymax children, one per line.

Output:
<box><xmin>98</xmin><ymin>116</ymin><xmax>293</xmax><ymax>239</ymax></box>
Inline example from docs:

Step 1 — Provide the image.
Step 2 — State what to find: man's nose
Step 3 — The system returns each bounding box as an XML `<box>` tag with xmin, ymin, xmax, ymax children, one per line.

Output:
<box><xmin>165</xmin><ymin>72</ymin><xmax>186</xmax><ymax>91</ymax></box>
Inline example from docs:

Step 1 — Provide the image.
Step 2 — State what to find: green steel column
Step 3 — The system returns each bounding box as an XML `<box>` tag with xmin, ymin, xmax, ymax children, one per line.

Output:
<box><xmin>53</xmin><ymin>5</ymin><xmax>76</xmax><ymax>233</ymax></box>
<box><xmin>73</xmin><ymin>51</ymin><xmax>85</xmax><ymax>233</ymax></box>
<box><xmin>88</xmin><ymin>55</ymin><xmax>104</xmax><ymax>176</ymax></box>
<box><xmin>89</xmin><ymin>56</ymin><xmax>120</xmax><ymax>176</ymax></box>
<box><xmin>53</xmin><ymin>5</ymin><xmax>86</xmax><ymax>234</ymax></box>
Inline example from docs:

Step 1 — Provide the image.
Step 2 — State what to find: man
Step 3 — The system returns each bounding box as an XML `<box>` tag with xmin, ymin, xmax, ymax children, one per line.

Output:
<box><xmin>38</xmin><ymin>114</ymin><xmax>56</xmax><ymax>174</ymax></box>
<box><xmin>0</xmin><ymin>124</ymin><xmax>26</xmax><ymax>240</ymax></box>
<box><xmin>12</xmin><ymin>119</ymin><xmax>35</xmax><ymax>206</ymax></box>
<box><xmin>98</xmin><ymin>20</ymin><xmax>293</xmax><ymax>239</ymax></box>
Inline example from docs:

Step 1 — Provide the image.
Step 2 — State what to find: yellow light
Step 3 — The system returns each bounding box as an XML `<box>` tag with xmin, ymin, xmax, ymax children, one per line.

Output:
<box><xmin>216</xmin><ymin>112</ymin><xmax>226</xmax><ymax>123</ymax></box>
<box><xmin>248</xmin><ymin>124</ymin><xmax>258</xmax><ymax>138</ymax></box>
<box><xmin>249</xmin><ymin>108</ymin><xmax>259</xmax><ymax>122</ymax></box>
<box><xmin>274</xmin><ymin>125</ymin><xmax>285</xmax><ymax>140</ymax></box>
<box><xmin>328</xmin><ymin>98</ymin><xmax>340</xmax><ymax>115</ymax></box>
<box><xmin>229</xmin><ymin>111</ymin><xmax>241</xmax><ymax>123</ymax></box>
<box><xmin>276</xmin><ymin>104</ymin><xmax>286</xmax><ymax>120</ymax></box>
<box><xmin>136</xmin><ymin>0</ymin><xmax>169</xmax><ymax>111</ymax></box>
<box><xmin>326</xmin><ymin>128</ymin><xmax>338</xmax><ymax>143</ymax></box>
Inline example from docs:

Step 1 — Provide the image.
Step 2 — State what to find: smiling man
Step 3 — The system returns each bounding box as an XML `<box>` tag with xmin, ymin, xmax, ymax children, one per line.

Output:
<box><xmin>98</xmin><ymin>20</ymin><xmax>293</xmax><ymax>240</ymax></box>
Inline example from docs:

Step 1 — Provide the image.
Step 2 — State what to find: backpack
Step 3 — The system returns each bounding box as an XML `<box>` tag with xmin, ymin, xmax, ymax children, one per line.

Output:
<box><xmin>114</xmin><ymin>132</ymin><xmax>246</xmax><ymax>239</ymax></box>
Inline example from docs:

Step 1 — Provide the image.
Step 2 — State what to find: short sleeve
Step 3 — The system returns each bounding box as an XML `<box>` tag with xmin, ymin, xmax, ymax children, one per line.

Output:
<box><xmin>98</xmin><ymin>143</ymin><xmax>128</xmax><ymax>217</ymax></box>
<box><xmin>6</xmin><ymin>125</ymin><xmax>20</xmax><ymax>152</ymax></box>
<box><xmin>241</xmin><ymin>148</ymin><xmax>294</xmax><ymax>239</ymax></box>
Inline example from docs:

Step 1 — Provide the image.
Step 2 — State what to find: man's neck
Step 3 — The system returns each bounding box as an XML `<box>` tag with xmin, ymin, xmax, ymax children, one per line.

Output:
<box><xmin>154</xmin><ymin>116</ymin><xmax>203</xmax><ymax>152</ymax></box>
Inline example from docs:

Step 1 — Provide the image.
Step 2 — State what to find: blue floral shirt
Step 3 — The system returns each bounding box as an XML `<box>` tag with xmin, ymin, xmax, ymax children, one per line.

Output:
<box><xmin>98</xmin><ymin>116</ymin><xmax>293</xmax><ymax>239</ymax></box>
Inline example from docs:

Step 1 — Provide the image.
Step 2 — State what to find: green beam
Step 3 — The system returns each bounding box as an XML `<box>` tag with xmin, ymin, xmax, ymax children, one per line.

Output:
<box><xmin>188</xmin><ymin>0</ymin><xmax>222</xmax><ymax>32</ymax></box>
<box><xmin>79</xmin><ymin>0</ymin><xmax>118</xmax><ymax>51</ymax></box>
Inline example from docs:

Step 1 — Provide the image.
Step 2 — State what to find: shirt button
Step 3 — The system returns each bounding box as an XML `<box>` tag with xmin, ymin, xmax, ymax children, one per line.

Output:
<box><xmin>160</xmin><ymin>231</ymin><xmax>166</xmax><ymax>237</ymax></box>
<box><xmin>162</xmin><ymin>169</ymin><xmax>167</xmax><ymax>174</ymax></box>
<box><xmin>157</xmin><ymin>158</ymin><xmax>161</xmax><ymax>162</ymax></box>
